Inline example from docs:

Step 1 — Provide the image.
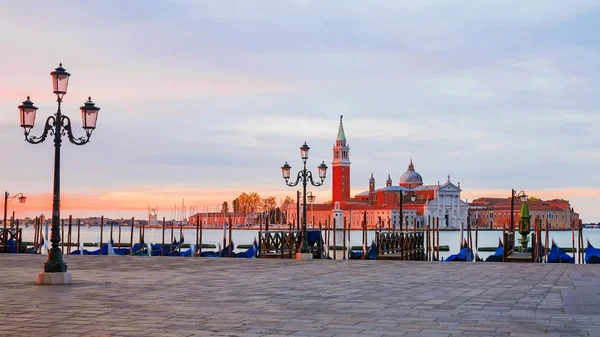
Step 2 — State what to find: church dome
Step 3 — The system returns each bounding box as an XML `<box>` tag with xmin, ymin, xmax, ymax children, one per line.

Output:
<box><xmin>399</xmin><ymin>159</ymin><xmax>423</xmax><ymax>188</ymax></box>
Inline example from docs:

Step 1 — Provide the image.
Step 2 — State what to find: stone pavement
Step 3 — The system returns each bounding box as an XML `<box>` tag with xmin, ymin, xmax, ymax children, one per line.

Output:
<box><xmin>1</xmin><ymin>255</ymin><xmax>600</xmax><ymax>337</ymax></box>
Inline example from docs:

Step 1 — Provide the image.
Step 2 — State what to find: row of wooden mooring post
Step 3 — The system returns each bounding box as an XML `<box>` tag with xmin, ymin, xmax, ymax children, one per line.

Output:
<box><xmin>305</xmin><ymin>211</ymin><xmax>439</xmax><ymax>261</ymax></box>
<box><xmin>24</xmin><ymin>214</ymin><xmax>235</xmax><ymax>257</ymax></box>
<box><xmin>502</xmin><ymin>217</ymin><xmax>586</xmax><ymax>263</ymax></box>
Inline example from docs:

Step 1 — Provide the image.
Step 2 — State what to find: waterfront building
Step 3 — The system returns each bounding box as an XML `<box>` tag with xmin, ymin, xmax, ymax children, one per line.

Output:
<box><xmin>287</xmin><ymin>116</ymin><xmax>469</xmax><ymax>229</ymax></box>
<box><xmin>468</xmin><ymin>198</ymin><xmax>580</xmax><ymax>230</ymax></box>
<box><xmin>187</xmin><ymin>212</ymin><xmax>262</xmax><ymax>228</ymax></box>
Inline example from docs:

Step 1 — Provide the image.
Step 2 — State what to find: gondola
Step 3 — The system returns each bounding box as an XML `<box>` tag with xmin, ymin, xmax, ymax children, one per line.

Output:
<box><xmin>348</xmin><ymin>241</ymin><xmax>377</xmax><ymax>260</ymax></box>
<box><xmin>547</xmin><ymin>241</ymin><xmax>575</xmax><ymax>264</ymax></box>
<box><xmin>584</xmin><ymin>241</ymin><xmax>600</xmax><ymax>264</ymax></box>
<box><xmin>485</xmin><ymin>239</ymin><xmax>503</xmax><ymax>262</ymax></box>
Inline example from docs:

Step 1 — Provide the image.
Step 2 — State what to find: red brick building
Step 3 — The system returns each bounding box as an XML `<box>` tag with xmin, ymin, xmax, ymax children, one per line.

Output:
<box><xmin>468</xmin><ymin>198</ymin><xmax>580</xmax><ymax>230</ymax></box>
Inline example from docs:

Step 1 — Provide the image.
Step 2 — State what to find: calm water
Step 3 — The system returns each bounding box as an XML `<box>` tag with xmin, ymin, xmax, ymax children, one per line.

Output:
<box><xmin>19</xmin><ymin>225</ymin><xmax>600</xmax><ymax>263</ymax></box>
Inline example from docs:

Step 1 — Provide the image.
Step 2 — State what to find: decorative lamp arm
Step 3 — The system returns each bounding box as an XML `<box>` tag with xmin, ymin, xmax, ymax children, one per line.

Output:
<box><xmin>6</xmin><ymin>193</ymin><xmax>25</xmax><ymax>202</ymax></box>
<box><xmin>62</xmin><ymin>115</ymin><xmax>92</xmax><ymax>145</ymax></box>
<box><xmin>307</xmin><ymin>171</ymin><xmax>324</xmax><ymax>187</ymax></box>
<box><xmin>285</xmin><ymin>171</ymin><xmax>303</xmax><ymax>187</ymax></box>
<box><xmin>24</xmin><ymin>116</ymin><xmax>55</xmax><ymax>144</ymax></box>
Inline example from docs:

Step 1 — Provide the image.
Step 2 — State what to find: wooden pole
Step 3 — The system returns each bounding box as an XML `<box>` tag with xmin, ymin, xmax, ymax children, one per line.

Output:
<box><xmin>545</xmin><ymin>219</ymin><xmax>549</xmax><ymax>263</ymax></box>
<box><xmin>118</xmin><ymin>220</ymin><xmax>122</xmax><ymax>249</ymax></box>
<box><xmin>99</xmin><ymin>215</ymin><xmax>104</xmax><ymax>256</ymax></box>
<box><xmin>579</xmin><ymin>220</ymin><xmax>584</xmax><ymax>264</ymax></box>
<box><xmin>333</xmin><ymin>217</ymin><xmax>337</xmax><ymax>260</ymax></box>
<box><xmin>362</xmin><ymin>211</ymin><xmax>367</xmax><ymax>260</ymax></box>
<box><xmin>222</xmin><ymin>219</ymin><xmax>227</xmax><ymax>257</ymax></box>
<box><xmin>61</xmin><ymin>218</ymin><xmax>65</xmax><ymax>253</ymax></box>
<box><xmin>170</xmin><ymin>220</ymin><xmax>175</xmax><ymax>249</ymax></box>
<box><xmin>15</xmin><ymin>219</ymin><xmax>20</xmax><ymax>253</ymax></box>
<box><xmin>199</xmin><ymin>219</ymin><xmax>203</xmax><ymax>256</ymax></box>
<box><xmin>109</xmin><ymin>217</ymin><xmax>114</xmax><ymax>246</ymax></box>
<box><xmin>436</xmin><ymin>217</ymin><xmax>440</xmax><ymax>261</ymax></box>
<box><xmin>142</xmin><ymin>218</ymin><xmax>146</xmax><ymax>247</ymax></box>
<box><xmin>228</xmin><ymin>215</ymin><xmax>233</xmax><ymax>257</ymax></box>
<box><xmin>129</xmin><ymin>217</ymin><xmax>134</xmax><ymax>255</ymax></box>
<box><xmin>161</xmin><ymin>217</ymin><xmax>166</xmax><ymax>256</ymax></box>
<box><xmin>39</xmin><ymin>217</ymin><xmax>44</xmax><ymax>253</ymax></box>
<box><xmin>33</xmin><ymin>217</ymin><xmax>39</xmax><ymax>252</ymax></box>
<box><xmin>343</xmin><ymin>217</ymin><xmax>347</xmax><ymax>260</ymax></box>
<box><xmin>138</xmin><ymin>214</ymin><xmax>143</xmax><ymax>248</ymax></box>
<box><xmin>179</xmin><ymin>219</ymin><xmax>183</xmax><ymax>253</ymax></box>
<box><xmin>77</xmin><ymin>219</ymin><xmax>81</xmax><ymax>252</ymax></box>
<box><xmin>318</xmin><ymin>222</ymin><xmax>323</xmax><ymax>258</ymax></box>
<box><xmin>195</xmin><ymin>214</ymin><xmax>200</xmax><ymax>257</ymax></box>
<box><xmin>580</xmin><ymin>221</ymin><xmax>584</xmax><ymax>264</ymax></box>
<box><xmin>67</xmin><ymin>215</ymin><xmax>72</xmax><ymax>254</ymax></box>
<box><xmin>571</xmin><ymin>220</ymin><xmax>575</xmax><ymax>263</ymax></box>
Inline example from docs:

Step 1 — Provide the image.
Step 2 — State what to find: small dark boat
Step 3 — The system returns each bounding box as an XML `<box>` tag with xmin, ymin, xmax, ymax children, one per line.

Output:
<box><xmin>231</xmin><ymin>240</ymin><xmax>258</xmax><ymax>258</ymax></box>
<box><xmin>348</xmin><ymin>241</ymin><xmax>377</xmax><ymax>260</ymax></box>
<box><xmin>485</xmin><ymin>239</ymin><xmax>503</xmax><ymax>262</ymax></box>
<box><xmin>200</xmin><ymin>244</ymin><xmax>223</xmax><ymax>258</ymax></box>
<box><xmin>585</xmin><ymin>241</ymin><xmax>600</xmax><ymax>264</ymax></box>
<box><xmin>6</xmin><ymin>238</ymin><xmax>16</xmax><ymax>253</ymax></box>
<box><xmin>547</xmin><ymin>241</ymin><xmax>575</xmax><ymax>264</ymax></box>
<box><xmin>444</xmin><ymin>241</ymin><xmax>475</xmax><ymax>262</ymax></box>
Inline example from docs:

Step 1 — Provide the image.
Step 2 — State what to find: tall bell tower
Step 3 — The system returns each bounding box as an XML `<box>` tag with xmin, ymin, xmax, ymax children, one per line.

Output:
<box><xmin>332</xmin><ymin>115</ymin><xmax>351</xmax><ymax>203</ymax></box>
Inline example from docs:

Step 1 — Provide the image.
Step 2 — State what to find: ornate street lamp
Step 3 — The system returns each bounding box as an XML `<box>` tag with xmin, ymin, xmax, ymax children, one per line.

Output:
<box><xmin>398</xmin><ymin>187</ymin><xmax>416</xmax><ymax>231</ymax></box>
<box><xmin>20</xmin><ymin>63</ymin><xmax>100</xmax><ymax>283</ymax></box>
<box><xmin>3</xmin><ymin>192</ymin><xmax>26</xmax><ymax>229</ymax></box>
<box><xmin>281</xmin><ymin>142</ymin><xmax>327</xmax><ymax>258</ymax></box>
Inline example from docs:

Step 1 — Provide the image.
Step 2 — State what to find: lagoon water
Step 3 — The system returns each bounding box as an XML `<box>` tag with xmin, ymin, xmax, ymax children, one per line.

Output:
<box><xmin>19</xmin><ymin>225</ymin><xmax>600</xmax><ymax>263</ymax></box>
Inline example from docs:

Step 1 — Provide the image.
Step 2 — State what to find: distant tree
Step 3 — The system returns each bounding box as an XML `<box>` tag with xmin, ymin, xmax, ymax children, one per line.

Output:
<box><xmin>221</xmin><ymin>201</ymin><xmax>229</xmax><ymax>213</ymax></box>
<box><xmin>232</xmin><ymin>198</ymin><xmax>239</xmax><ymax>213</ymax></box>
<box><xmin>280</xmin><ymin>196</ymin><xmax>295</xmax><ymax>223</ymax></box>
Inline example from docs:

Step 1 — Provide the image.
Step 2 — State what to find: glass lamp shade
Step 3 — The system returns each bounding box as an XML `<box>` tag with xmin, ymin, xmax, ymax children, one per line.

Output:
<box><xmin>307</xmin><ymin>194</ymin><xmax>316</xmax><ymax>203</ymax></box>
<box><xmin>410</xmin><ymin>194</ymin><xmax>416</xmax><ymax>202</ymax></box>
<box><xmin>50</xmin><ymin>63</ymin><xmax>71</xmax><ymax>97</ymax></box>
<box><xmin>80</xmin><ymin>97</ymin><xmax>100</xmax><ymax>130</ymax></box>
<box><xmin>520</xmin><ymin>193</ymin><xmax>528</xmax><ymax>202</ymax></box>
<box><xmin>318</xmin><ymin>161</ymin><xmax>328</xmax><ymax>179</ymax></box>
<box><xmin>18</xmin><ymin>96</ymin><xmax>38</xmax><ymax>128</ymax></box>
<box><xmin>18</xmin><ymin>196</ymin><xmax>26</xmax><ymax>204</ymax></box>
<box><xmin>300</xmin><ymin>142</ymin><xmax>310</xmax><ymax>160</ymax></box>
<box><xmin>281</xmin><ymin>162</ymin><xmax>291</xmax><ymax>180</ymax></box>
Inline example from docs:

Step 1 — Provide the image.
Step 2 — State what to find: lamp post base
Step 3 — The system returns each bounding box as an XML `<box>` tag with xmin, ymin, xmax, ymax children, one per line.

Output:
<box><xmin>37</xmin><ymin>272</ymin><xmax>72</xmax><ymax>285</ymax></box>
<box><xmin>296</xmin><ymin>253</ymin><xmax>313</xmax><ymax>260</ymax></box>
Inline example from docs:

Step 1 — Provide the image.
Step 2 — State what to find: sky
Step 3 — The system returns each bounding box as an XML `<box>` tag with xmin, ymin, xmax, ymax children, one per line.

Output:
<box><xmin>1</xmin><ymin>1</ymin><xmax>599</xmax><ymax>222</ymax></box>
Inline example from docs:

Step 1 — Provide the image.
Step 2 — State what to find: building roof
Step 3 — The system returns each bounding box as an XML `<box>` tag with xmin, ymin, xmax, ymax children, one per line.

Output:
<box><xmin>469</xmin><ymin>198</ymin><xmax>573</xmax><ymax>213</ymax></box>
<box><xmin>336</xmin><ymin>115</ymin><xmax>346</xmax><ymax>143</ymax></box>
<box><xmin>399</xmin><ymin>159</ymin><xmax>423</xmax><ymax>185</ymax></box>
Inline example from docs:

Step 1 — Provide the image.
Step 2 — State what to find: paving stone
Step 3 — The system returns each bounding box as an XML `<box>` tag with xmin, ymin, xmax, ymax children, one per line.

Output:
<box><xmin>1</xmin><ymin>255</ymin><xmax>600</xmax><ymax>336</ymax></box>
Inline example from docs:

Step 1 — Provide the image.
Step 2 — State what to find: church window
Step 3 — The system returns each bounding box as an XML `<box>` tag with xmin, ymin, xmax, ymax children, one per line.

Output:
<box><xmin>335</xmin><ymin>151</ymin><xmax>339</xmax><ymax>159</ymax></box>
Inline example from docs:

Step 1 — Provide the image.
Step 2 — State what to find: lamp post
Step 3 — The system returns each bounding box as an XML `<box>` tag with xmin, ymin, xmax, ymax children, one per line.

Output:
<box><xmin>3</xmin><ymin>192</ymin><xmax>26</xmax><ymax>228</ymax></box>
<box><xmin>307</xmin><ymin>191</ymin><xmax>315</xmax><ymax>229</ymax></box>
<box><xmin>281</xmin><ymin>142</ymin><xmax>327</xmax><ymax>257</ymax></box>
<box><xmin>20</xmin><ymin>63</ymin><xmax>100</xmax><ymax>280</ymax></box>
<box><xmin>398</xmin><ymin>187</ymin><xmax>416</xmax><ymax>231</ymax></box>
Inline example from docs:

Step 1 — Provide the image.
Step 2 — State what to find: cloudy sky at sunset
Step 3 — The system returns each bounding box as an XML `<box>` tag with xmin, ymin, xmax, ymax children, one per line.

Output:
<box><xmin>1</xmin><ymin>1</ymin><xmax>599</xmax><ymax>221</ymax></box>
